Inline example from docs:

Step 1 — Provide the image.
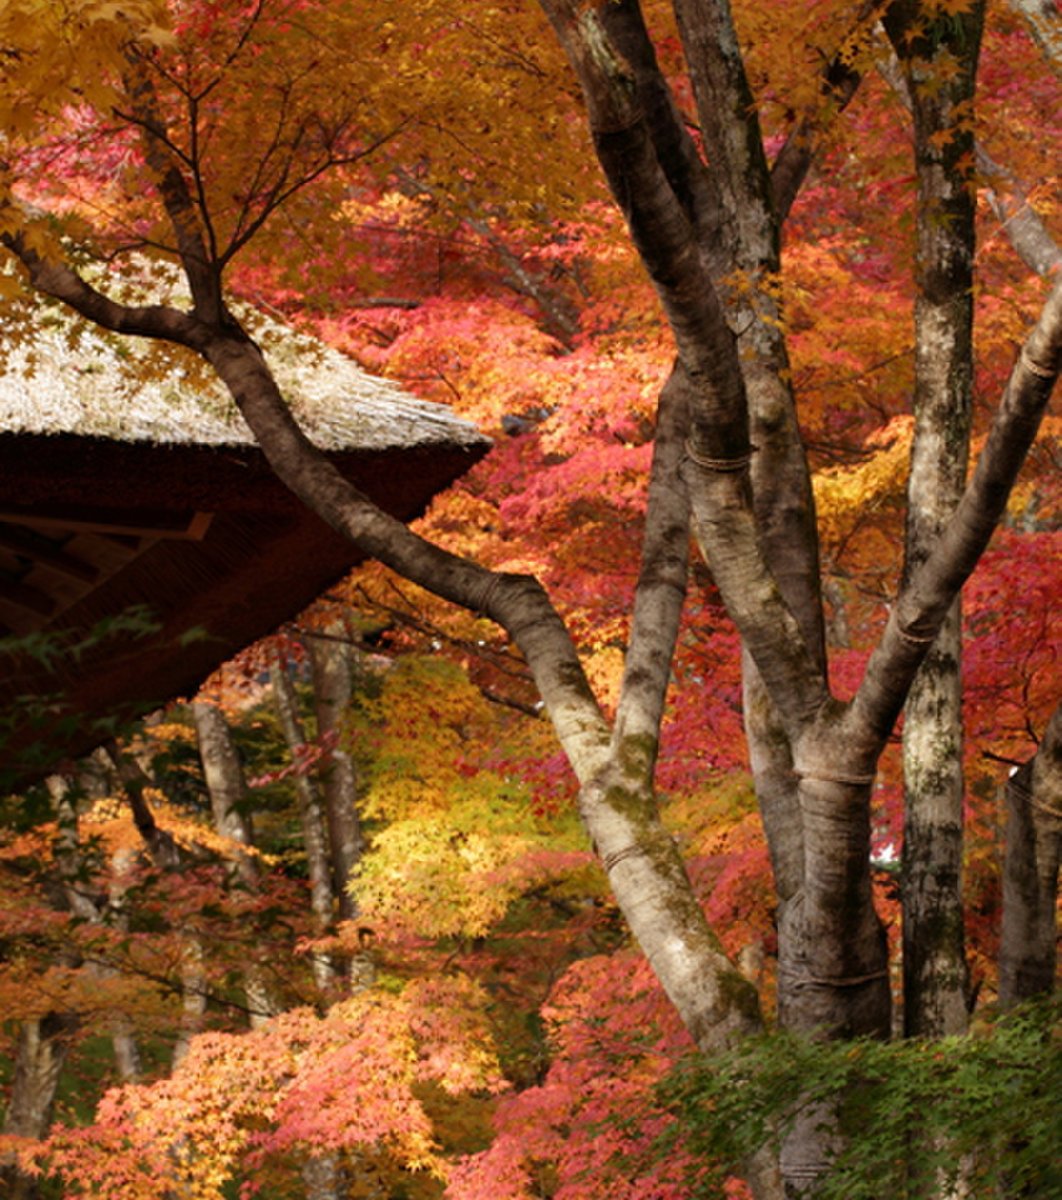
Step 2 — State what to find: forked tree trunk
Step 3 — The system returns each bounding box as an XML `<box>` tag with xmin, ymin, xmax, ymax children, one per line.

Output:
<box><xmin>8</xmin><ymin>10</ymin><xmax>1062</xmax><ymax>1197</ymax></box>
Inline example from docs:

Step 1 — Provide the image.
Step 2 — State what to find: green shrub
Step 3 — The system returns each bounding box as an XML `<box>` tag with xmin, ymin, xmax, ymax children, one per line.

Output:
<box><xmin>659</xmin><ymin>995</ymin><xmax>1062</xmax><ymax>1198</ymax></box>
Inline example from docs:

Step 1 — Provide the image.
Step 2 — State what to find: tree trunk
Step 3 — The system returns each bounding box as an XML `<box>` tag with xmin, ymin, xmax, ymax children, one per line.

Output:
<box><xmin>273</xmin><ymin>650</ymin><xmax>357</xmax><ymax>1200</ymax></box>
<box><xmin>0</xmin><ymin>1014</ymin><xmax>79</xmax><ymax>1200</ymax></box>
<box><xmin>301</xmin><ymin>1155</ymin><xmax>348</xmax><ymax>1200</ymax></box>
<box><xmin>192</xmin><ymin>700</ymin><xmax>278</xmax><ymax>1027</ymax></box>
<box><xmin>270</xmin><ymin>657</ymin><xmax>336</xmax><ymax>988</ymax></box>
<box><xmin>1000</xmin><ymin>701</ymin><xmax>1061</xmax><ymax>1007</ymax></box>
<box><xmin>8</xmin><ymin>14</ymin><xmax>1062</xmax><ymax>1196</ymax></box>
<box><xmin>172</xmin><ymin>939</ymin><xmax>209</xmax><ymax>1068</ymax></box>
<box><xmin>105</xmin><ymin>744</ymin><xmax>210</xmax><ymax>1065</ymax></box>
<box><xmin>884</xmin><ymin>0</ymin><xmax>984</xmax><ymax>1039</ymax></box>
<box><xmin>307</xmin><ymin>624</ymin><xmax>363</xmax><ymax>924</ymax></box>
<box><xmin>50</xmin><ymin>775</ymin><xmax>143</xmax><ymax>1078</ymax></box>
<box><xmin>107</xmin><ymin>844</ymin><xmax>144</xmax><ymax>1081</ymax></box>
<box><xmin>778</xmin><ymin>710</ymin><xmax>892</xmax><ymax>1195</ymax></box>
<box><xmin>901</xmin><ymin>601</ymin><xmax>970</xmax><ymax>1037</ymax></box>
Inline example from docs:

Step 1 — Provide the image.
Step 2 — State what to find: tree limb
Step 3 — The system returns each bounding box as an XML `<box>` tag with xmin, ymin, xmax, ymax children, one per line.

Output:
<box><xmin>612</xmin><ymin>362</ymin><xmax>692</xmax><ymax>778</ymax></box>
<box><xmin>853</xmin><ymin>274</ymin><xmax>1062</xmax><ymax>739</ymax></box>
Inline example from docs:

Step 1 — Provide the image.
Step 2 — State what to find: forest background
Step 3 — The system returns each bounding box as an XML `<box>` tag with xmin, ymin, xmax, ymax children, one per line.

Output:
<box><xmin>0</xmin><ymin>1</ymin><xmax>1059</xmax><ymax>1198</ymax></box>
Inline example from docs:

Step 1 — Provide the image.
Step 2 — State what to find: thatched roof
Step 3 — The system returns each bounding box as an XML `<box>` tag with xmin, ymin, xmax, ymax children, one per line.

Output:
<box><xmin>0</xmin><ymin>285</ymin><xmax>490</xmax><ymax>786</ymax></box>
<box><xmin>0</xmin><ymin>295</ymin><xmax>483</xmax><ymax>452</ymax></box>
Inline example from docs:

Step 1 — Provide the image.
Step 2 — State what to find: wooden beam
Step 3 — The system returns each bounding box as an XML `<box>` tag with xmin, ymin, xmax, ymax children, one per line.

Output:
<box><xmin>0</xmin><ymin>578</ymin><xmax>57</xmax><ymax>618</ymax></box>
<box><xmin>0</xmin><ymin>524</ymin><xmax>99</xmax><ymax>583</ymax></box>
<box><xmin>0</xmin><ymin>509</ymin><xmax>214</xmax><ymax>541</ymax></box>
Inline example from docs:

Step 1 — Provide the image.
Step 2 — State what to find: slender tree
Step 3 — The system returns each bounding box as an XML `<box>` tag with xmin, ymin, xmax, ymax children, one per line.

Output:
<box><xmin>270</xmin><ymin>656</ymin><xmax>337</xmax><ymax>988</ymax></box>
<box><xmin>1000</xmin><ymin>700</ymin><xmax>1062</xmax><ymax>1008</ymax></box>
<box><xmin>883</xmin><ymin>0</ymin><xmax>984</xmax><ymax>1040</ymax></box>
<box><xmin>308</xmin><ymin>625</ymin><xmax>364</xmax><ymax>927</ymax></box>
<box><xmin>192</xmin><ymin>700</ymin><xmax>279</xmax><ymax>1027</ymax></box>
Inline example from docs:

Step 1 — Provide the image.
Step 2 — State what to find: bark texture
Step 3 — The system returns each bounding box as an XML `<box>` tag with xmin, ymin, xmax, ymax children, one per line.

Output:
<box><xmin>192</xmin><ymin>700</ymin><xmax>278</xmax><ymax>1026</ymax></box>
<box><xmin>308</xmin><ymin>624</ymin><xmax>363</xmax><ymax>924</ymax></box>
<box><xmin>106</xmin><ymin>745</ymin><xmax>209</xmax><ymax>1063</ymax></box>
<box><xmin>884</xmin><ymin>0</ymin><xmax>984</xmax><ymax>1039</ymax></box>
<box><xmin>2</xmin><ymin>784</ymin><xmax>84</xmax><ymax>1195</ymax></box>
<box><xmin>0</xmin><ymin>1014</ymin><xmax>79</xmax><ymax>1200</ymax></box>
<box><xmin>270</xmin><ymin>658</ymin><xmax>336</xmax><ymax>988</ymax></box>
<box><xmin>1000</xmin><ymin>702</ymin><xmax>1062</xmax><ymax>1007</ymax></box>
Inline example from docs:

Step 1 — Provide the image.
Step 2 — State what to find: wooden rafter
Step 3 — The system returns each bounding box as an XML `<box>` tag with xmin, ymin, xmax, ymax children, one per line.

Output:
<box><xmin>0</xmin><ymin>508</ymin><xmax>215</xmax><ymax>541</ymax></box>
<box><xmin>0</xmin><ymin>524</ymin><xmax>99</xmax><ymax>583</ymax></box>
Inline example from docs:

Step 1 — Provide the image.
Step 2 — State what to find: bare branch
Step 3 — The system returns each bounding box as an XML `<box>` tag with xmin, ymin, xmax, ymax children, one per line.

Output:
<box><xmin>612</xmin><ymin>362</ymin><xmax>691</xmax><ymax>778</ymax></box>
<box><xmin>121</xmin><ymin>51</ymin><xmax>222</xmax><ymax>320</ymax></box>
<box><xmin>978</xmin><ymin>142</ymin><xmax>1062</xmax><ymax>279</ymax></box>
<box><xmin>221</xmin><ymin>120</ymin><xmax>412</xmax><ymax>265</ymax></box>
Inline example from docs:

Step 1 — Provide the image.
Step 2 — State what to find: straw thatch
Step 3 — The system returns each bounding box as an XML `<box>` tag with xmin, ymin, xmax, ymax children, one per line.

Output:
<box><xmin>0</xmin><ymin>291</ymin><xmax>484</xmax><ymax>452</ymax></box>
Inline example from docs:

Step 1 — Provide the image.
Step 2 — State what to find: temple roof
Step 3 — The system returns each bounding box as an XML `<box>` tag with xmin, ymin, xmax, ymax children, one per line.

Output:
<box><xmin>0</xmin><ymin>296</ymin><xmax>489</xmax><ymax>786</ymax></box>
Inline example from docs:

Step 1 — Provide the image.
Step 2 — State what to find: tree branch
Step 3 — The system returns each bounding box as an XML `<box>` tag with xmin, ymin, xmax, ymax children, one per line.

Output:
<box><xmin>597</xmin><ymin>0</ymin><xmax>725</xmax><ymax>264</ymax></box>
<box><xmin>121</xmin><ymin>50</ymin><xmax>222</xmax><ymax>320</ymax></box>
<box><xmin>1006</xmin><ymin>0</ymin><xmax>1062</xmax><ymax>77</ymax></box>
<box><xmin>770</xmin><ymin>1</ymin><xmax>878</xmax><ymax>223</ymax></box>
<box><xmin>612</xmin><ymin>362</ymin><xmax>691</xmax><ymax>778</ymax></box>
<box><xmin>853</xmin><ymin>274</ymin><xmax>1062</xmax><ymax>739</ymax></box>
<box><xmin>1</xmin><ymin>230</ymin><xmax>206</xmax><ymax>347</ymax></box>
<box><xmin>671</xmin><ymin>0</ymin><xmax>777</xmax><ymax>268</ymax></box>
<box><xmin>977</xmin><ymin>142</ymin><xmax>1062</xmax><ymax>278</ymax></box>
<box><xmin>539</xmin><ymin>0</ymin><xmax>749</xmax><ymax>453</ymax></box>
<box><xmin>199</xmin><ymin>325</ymin><xmax>613</xmax><ymax>783</ymax></box>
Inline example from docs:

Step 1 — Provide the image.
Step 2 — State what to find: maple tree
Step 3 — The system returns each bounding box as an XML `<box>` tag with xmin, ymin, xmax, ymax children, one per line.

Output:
<box><xmin>0</xmin><ymin>1</ymin><xmax>1060</xmax><ymax>1198</ymax></box>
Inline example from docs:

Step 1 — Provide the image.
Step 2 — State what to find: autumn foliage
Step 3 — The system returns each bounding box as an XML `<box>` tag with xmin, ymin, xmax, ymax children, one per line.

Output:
<box><xmin>0</xmin><ymin>0</ymin><xmax>1059</xmax><ymax>1197</ymax></box>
